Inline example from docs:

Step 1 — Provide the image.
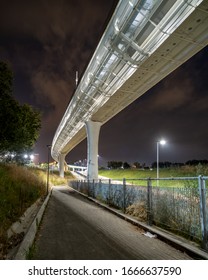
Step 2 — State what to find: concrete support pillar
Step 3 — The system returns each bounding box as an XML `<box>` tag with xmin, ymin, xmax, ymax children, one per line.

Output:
<box><xmin>59</xmin><ymin>153</ymin><xmax>66</xmax><ymax>178</ymax></box>
<box><xmin>85</xmin><ymin>120</ymin><xmax>101</xmax><ymax>180</ymax></box>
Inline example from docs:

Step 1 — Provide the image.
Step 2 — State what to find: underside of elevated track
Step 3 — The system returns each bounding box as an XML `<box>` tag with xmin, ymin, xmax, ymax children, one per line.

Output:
<box><xmin>51</xmin><ymin>0</ymin><xmax>208</xmax><ymax>179</ymax></box>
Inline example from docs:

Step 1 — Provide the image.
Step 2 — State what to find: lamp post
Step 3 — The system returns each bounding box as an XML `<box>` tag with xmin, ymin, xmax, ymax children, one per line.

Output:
<box><xmin>46</xmin><ymin>144</ymin><xmax>52</xmax><ymax>195</ymax></box>
<box><xmin>157</xmin><ymin>139</ymin><xmax>166</xmax><ymax>186</ymax></box>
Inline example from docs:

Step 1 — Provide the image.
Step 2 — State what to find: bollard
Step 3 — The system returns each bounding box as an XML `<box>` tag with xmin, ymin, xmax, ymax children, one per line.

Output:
<box><xmin>198</xmin><ymin>175</ymin><xmax>208</xmax><ymax>251</ymax></box>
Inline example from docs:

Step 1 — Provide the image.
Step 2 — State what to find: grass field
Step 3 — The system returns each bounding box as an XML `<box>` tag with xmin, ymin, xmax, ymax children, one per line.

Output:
<box><xmin>98</xmin><ymin>165</ymin><xmax>208</xmax><ymax>187</ymax></box>
<box><xmin>99</xmin><ymin>164</ymin><xmax>208</xmax><ymax>178</ymax></box>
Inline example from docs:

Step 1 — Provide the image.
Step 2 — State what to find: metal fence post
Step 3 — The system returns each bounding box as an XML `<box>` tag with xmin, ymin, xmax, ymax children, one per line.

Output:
<box><xmin>99</xmin><ymin>179</ymin><xmax>102</xmax><ymax>200</ymax></box>
<box><xmin>80</xmin><ymin>180</ymin><xmax>82</xmax><ymax>192</ymax></box>
<box><xmin>123</xmin><ymin>178</ymin><xmax>126</xmax><ymax>213</ymax></box>
<box><xmin>147</xmin><ymin>178</ymin><xmax>153</xmax><ymax>226</ymax></box>
<box><xmin>92</xmin><ymin>179</ymin><xmax>95</xmax><ymax>197</ymax></box>
<box><xmin>198</xmin><ymin>175</ymin><xmax>208</xmax><ymax>251</ymax></box>
<box><xmin>108</xmin><ymin>179</ymin><xmax>111</xmax><ymax>205</ymax></box>
<box><xmin>79</xmin><ymin>180</ymin><xmax>82</xmax><ymax>192</ymax></box>
<box><xmin>87</xmin><ymin>179</ymin><xmax>90</xmax><ymax>196</ymax></box>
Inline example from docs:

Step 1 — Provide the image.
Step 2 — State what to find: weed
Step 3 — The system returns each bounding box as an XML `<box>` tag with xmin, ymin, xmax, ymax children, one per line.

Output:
<box><xmin>0</xmin><ymin>164</ymin><xmax>45</xmax><ymax>248</ymax></box>
<box><xmin>25</xmin><ymin>243</ymin><xmax>36</xmax><ymax>260</ymax></box>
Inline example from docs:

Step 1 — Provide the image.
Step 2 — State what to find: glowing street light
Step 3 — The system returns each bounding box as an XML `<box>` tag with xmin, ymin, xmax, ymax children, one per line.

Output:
<box><xmin>30</xmin><ymin>154</ymin><xmax>34</xmax><ymax>161</ymax></box>
<box><xmin>157</xmin><ymin>139</ymin><xmax>166</xmax><ymax>186</ymax></box>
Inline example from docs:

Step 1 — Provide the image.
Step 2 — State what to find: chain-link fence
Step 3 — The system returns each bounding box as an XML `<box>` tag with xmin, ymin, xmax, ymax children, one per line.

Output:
<box><xmin>70</xmin><ymin>176</ymin><xmax>208</xmax><ymax>251</ymax></box>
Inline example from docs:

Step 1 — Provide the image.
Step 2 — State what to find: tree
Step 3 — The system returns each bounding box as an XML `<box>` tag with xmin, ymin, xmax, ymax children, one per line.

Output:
<box><xmin>0</xmin><ymin>61</ymin><xmax>13</xmax><ymax>97</ymax></box>
<box><xmin>133</xmin><ymin>162</ymin><xmax>141</xmax><ymax>169</ymax></box>
<box><xmin>107</xmin><ymin>161</ymin><xmax>123</xmax><ymax>169</ymax></box>
<box><xmin>0</xmin><ymin>61</ymin><xmax>41</xmax><ymax>156</ymax></box>
<box><xmin>0</xmin><ymin>95</ymin><xmax>20</xmax><ymax>152</ymax></box>
<box><xmin>123</xmin><ymin>162</ymin><xmax>130</xmax><ymax>169</ymax></box>
<box><xmin>16</xmin><ymin>104</ymin><xmax>41</xmax><ymax>151</ymax></box>
<box><xmin>186</xmin><ymin>159</ymin><xmax>208</xmax><ymax>166</ymax></box>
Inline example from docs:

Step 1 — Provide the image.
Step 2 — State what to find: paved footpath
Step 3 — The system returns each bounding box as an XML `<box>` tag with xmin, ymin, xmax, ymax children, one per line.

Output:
<box><xmin>33</xmin><ymin>186</ymin><xmax>192</xmax><ymax>260</ymax></box>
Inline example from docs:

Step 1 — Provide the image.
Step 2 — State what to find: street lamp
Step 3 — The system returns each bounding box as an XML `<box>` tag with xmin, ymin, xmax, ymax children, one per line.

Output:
<box><xmin>46</xmin><ymin>144</ymin><xmax>52</xmax><ymax>195</ymax></box>
<box><xmin>157</xmin><ymin>139</ymin><xmax>166</xmax><ymax>186</ymax></box>
<box><xmin>30</xmin><ymin>154</ymin><xmax>34</xmax><ymax>161</ymax></box>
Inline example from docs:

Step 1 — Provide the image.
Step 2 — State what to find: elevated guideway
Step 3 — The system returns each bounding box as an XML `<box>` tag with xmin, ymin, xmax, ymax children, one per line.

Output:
<box><xmin>51</xmin><ymin>0</ymin><xmax>208</xmax><ymax>179</ymax></box>
<box><xmin>68</xmin><ymin>164</ymin><xmax>87</xmax><ymax>172</ymax></box>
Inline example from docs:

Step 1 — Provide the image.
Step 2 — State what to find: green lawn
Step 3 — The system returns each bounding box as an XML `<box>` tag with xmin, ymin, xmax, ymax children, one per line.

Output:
<box><xmin>99</xmin><ymin>165</ymin><xmax>208</xmax><ymax>187</ymax></box>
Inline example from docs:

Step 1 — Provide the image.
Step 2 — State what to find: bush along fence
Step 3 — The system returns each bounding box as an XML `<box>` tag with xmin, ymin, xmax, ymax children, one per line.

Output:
<box><xmin>69</xmin><ymin>175</ymin><xmax>208</xmax><ymax>252</ymax></box>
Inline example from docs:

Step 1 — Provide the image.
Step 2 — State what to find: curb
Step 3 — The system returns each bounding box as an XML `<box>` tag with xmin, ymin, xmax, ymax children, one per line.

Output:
<box><xmin>70</xmin><ymin>186</ymin><xmax>208</xmax><ymax>260</ymax></box>
<box><xmin>7</xmin><ymin>198</ymin><xmax>42</xmax><ymax>239</ymax></box>
<box><xmin>14</xmin><ymin>189</ymin><xmax>52</xmax><ymax>260</ymax></box>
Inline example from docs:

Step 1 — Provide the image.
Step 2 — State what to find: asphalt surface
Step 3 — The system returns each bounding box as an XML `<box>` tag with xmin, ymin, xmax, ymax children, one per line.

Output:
<box><xmin>33</xmin><ymin>186</ymin><xmax>192</xmax><ymax>260</ymax></box>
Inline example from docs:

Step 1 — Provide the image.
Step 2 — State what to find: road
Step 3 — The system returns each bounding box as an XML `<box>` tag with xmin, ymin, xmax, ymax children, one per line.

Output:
<box><xmin>33</xmin><ymin>186</ymin><xmax>192</xmax><ymax>260</ymax></box>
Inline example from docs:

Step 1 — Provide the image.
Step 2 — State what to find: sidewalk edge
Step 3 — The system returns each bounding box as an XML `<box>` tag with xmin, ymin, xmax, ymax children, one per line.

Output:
<box><xmin>14</xmin><ymin>189</ymin><xmax>52</xmax><ymax>260</ymax></box>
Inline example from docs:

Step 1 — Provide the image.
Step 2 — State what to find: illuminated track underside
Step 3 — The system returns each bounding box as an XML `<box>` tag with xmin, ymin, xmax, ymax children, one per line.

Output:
<box><xmin>52</xmin><ymin>0</ymin><xmax>208</xmax><ymax>162</ymax></box>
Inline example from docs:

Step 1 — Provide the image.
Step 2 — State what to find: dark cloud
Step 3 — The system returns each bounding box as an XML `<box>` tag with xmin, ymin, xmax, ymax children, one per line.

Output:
<box><xmin>0</xmin><ymin>0</ymin><xmax>118</xmax><ymax>161</ymax></box>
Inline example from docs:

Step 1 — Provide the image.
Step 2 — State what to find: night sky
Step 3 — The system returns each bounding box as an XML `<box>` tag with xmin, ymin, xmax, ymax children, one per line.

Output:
<box><xmin>1</xmin><ymin>0</ymin><xmax>208</xmax><ymax>166</ymax></box>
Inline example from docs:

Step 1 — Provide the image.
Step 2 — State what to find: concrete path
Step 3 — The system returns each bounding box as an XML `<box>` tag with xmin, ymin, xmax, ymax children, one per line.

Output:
<box><xmin>33</xmin><ymin>186</ymin><xmax>192</xmax><ymax>260</ymax></box>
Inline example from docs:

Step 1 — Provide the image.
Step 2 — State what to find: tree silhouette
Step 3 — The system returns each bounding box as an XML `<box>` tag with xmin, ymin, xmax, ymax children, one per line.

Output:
<box><xmin>0</xmin><ymin>61</ymin><xmax>41</xmax><ymax>157</ymax></box>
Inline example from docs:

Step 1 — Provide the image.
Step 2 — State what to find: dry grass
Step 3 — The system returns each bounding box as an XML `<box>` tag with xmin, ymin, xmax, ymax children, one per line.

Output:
<box><xmin>0</xmin><ymin>164</ymin><xmax>75</xmax><ymax>258</ymax></box>
<box><xmin>32</xmin><ymin>168</ymin><xmax>74</xmax><ymax>186</ymax></box>
<box><xmin>0</xmin><ymin>164</ymin><xmax>46</xmax><ymax>257</ymax></box>
<box><xmin>126</xmin><ymin>202</ymin><xmax>147</xmax><ymax>221</ymax></box>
